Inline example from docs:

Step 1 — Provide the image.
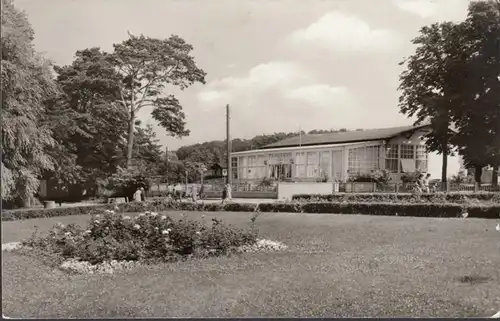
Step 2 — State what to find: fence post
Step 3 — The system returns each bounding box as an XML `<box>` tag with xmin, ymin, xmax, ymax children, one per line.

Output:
<box><xmin>474</xmin><ymin>182</ymin><xmax>479</xmax><ymax>193</ymax></box>
<box><xmin>395</xmin><ymin>183</ymin><xmax>399</xmax><ymax>194</ymax></box>
<box><xmin>446</xmin><ymin>181</ymin><xmax>450</xmax><ymax>193</ymax></box>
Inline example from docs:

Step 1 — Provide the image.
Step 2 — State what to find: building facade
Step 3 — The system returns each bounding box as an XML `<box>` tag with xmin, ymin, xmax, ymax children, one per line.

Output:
<box><xmin>230</xmin><ymin>124</ymin><xmax>431</xmax><ymax>183</ymax></box>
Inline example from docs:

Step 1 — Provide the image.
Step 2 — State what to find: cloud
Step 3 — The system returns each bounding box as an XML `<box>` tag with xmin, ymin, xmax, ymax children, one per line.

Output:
<box><xmin>393</xmin><ymin>0</ymin><xmax>470</xmax><ymax>22</ymax></box>
<box><xmin>287</xmin><ymin>11</ymin><xmax>401</xmax><ymax>53</ymax></box>
<box><xmin>284</xmin><ymin>84</ymin><xmax>354</xmax><ymax>109</ymax></box>
<box><xmin>393</xmin><ymin>0</ymin><xmax>437</xmax><ymax>18</ymax></box>
<box><xmin>197</xmin><ymin>61</ymin><xmax>311</xmax><ymax>107</ymax></box>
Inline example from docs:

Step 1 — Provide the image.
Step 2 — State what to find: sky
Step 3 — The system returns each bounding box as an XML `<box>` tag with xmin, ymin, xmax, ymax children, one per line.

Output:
<box><xmin>16</xmin><ymin>0</ymin><xmax>472</xmax><ymax>176</ymax></box>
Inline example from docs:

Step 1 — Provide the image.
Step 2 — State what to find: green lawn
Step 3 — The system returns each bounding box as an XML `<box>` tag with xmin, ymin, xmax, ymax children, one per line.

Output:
<box><xmin>2</xmin><ymin>211</ymin><xmax>500</xmax><ymax>318</ymax></box>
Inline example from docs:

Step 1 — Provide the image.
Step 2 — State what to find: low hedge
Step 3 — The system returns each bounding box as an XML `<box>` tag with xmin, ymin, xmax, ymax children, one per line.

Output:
<box><xmin>2</xmin><ymin>199</ymin><xmax>499</xmax><ymax>221</ymax></box>
<box><xmin>292</xmin><ymin>192</ymin><xmax>500</xmax><ymax>204</ymax></box>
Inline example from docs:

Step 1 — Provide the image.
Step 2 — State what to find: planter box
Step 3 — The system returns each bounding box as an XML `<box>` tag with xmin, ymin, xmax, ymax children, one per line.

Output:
<box><xmin>344</xmin><ymin>182</ymin><xmax>376</xmax><ymax>193</ymax></box>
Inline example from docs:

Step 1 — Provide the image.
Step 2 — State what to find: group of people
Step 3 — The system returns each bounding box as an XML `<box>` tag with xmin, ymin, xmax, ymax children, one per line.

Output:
<box><xmin>413</xmin><ymin>173</ymin><xmax>434</xmax><ymax>193</ymax></box>
<box><xmin>131</xmin><ymin>183</ymin><xmax>232</xmax><ymax>203</ymax></box>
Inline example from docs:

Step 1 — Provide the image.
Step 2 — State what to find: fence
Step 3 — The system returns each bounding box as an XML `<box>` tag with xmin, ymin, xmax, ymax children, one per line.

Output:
<box><xmin>340</xmin><ymin>182</ymin><xmax>500</xmax><ymax>194</ymax></box>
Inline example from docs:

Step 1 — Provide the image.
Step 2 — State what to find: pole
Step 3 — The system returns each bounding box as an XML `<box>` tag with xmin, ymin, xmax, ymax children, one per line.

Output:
<box><xmin>299</xmin><ymin>126</ymin><xmax>302</xmax><ymax>147</ymax></box>
<box><xmin>165</xmin><ymin>146</ymin><xmax>169</xmax><ymax>184</ymax></box>
<box><xmin>185</xmin><ymin>169</ymin><xmax>188</xmax><ymax>196</ymax></box>
<box><xmin>226</xmin><ymin>104</ymin><xmax>232</xmax><ymax>185</ymax></box>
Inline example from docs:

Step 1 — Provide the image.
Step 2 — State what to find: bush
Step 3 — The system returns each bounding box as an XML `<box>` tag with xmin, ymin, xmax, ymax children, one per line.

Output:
<box><xmin>301</xmin><ymin>202</ymin><xmax>464</xmax><ymax>217</ymax></box>
<box><xmin>3</xmin><ymin>198</ymin><xmax>499</xmax><ymax>222</ymax></box>
<box><xmin>22</xmin><ymin>210</ymin><xmax>258</xmax><ymax>266</ymax></box>
<box><xmin>348</xmin><ymin>170</ymin><xmax>391</xmax><ymax>189</ymax></box>
<box><xmin>258</xmin><ymin>202</ymin><xmax>302</xmax><ymax>213</ymax></box>
<box><xmin>467</xmin><ymin>205</ymin><xmax>500</xmax><ymax>219</ymax></box>
<box><xmin>291</xmin><ymin>192</ymin><xmax>500</xmax><ymax>204</ymax></box>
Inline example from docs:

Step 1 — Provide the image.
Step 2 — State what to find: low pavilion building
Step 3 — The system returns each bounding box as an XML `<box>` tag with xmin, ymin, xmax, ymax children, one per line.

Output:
<box><xmin>230</xmin><ymin>124</ymin><xmax>431</xmax><ymax>183</ymax></box>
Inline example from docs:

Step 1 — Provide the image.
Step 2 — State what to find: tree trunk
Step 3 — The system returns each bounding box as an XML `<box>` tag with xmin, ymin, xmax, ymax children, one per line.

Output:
<box><xmin>492</xmin><ymin>166</ymin><xmax>498</xmax><ymax>187</ymax></box>
<box><xmin>441</xmin><ymin>151</ymin><xmax>448</xmax><ymax>183</ymax></box>
<box><xmin>126</xmin><ymin>110</ymin><xmax>135</xmax><ymax>169</ymax></box>
<box><xmin>474</xmin><ymin>166</ymin><xmax>482</xmax><ymax>185</ymax></box>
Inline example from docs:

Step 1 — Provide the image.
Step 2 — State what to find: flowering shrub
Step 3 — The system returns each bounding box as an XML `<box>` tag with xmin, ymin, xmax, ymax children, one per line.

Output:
<box><xmin>21</xmin><ymin>209</ymin><xmax>259</xmax><ymax>267</ymax></box>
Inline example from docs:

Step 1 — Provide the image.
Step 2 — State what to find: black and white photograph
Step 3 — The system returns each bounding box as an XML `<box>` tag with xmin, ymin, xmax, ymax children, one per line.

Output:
<box><xmin>1</xmin><ymin>0</ymin><xmax>500</xmax><ymax>318</ymax></box>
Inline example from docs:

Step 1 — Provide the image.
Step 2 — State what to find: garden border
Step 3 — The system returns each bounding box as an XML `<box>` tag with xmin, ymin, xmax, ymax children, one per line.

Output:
<box><xmin>2</xmin><ymin>200</ymin><xmax>499</xmax><ymax>221</ymax></box>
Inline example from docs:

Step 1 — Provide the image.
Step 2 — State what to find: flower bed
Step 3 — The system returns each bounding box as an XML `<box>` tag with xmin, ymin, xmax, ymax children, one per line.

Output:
<box><xmin>12</xmin><ymin>209</ymin><xmax>268</xmax><ymax>274</ymax></box>
<box><xmin>2</xmin><ymin>199</ymin><xmax>499</xmax><ymax>221</ymax></box>
<box><xmin>292</xmin><ymin>192</ymin><xmax>500</xmax><ymax>204</ymax></box>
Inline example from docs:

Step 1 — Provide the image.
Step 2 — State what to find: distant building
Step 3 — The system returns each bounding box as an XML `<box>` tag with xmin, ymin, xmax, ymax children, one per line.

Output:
<box><xmin>230</xmin><ymin>124</ymin><xmax>432</xmax><ymax>183</ymax></box>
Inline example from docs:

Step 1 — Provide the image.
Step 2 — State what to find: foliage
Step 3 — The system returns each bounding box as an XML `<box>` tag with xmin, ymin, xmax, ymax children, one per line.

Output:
<box><xmin>100</xmin><ymin>165</ymin><xmax>152</xmax><ymax>199</ymax></box>
<box><xmin>1</xmin><ymin>0</ymin><xmax>59</xmax><ymax>205</ymax></box>
<box><xmin>257</xmin><ymin>177</ymin><xmax>274</xmax><ymax>188</ymax></box>
<box><xmin>348</xmin><ymin>170</ymin><xmax>391</xmax><ymax>188</ymax></box>
<box><xmin>291</xmin><ymin>192</ymin><xmax>500</xmax><ymax>204</ymax></box>
<box><xmin>400</xmin><ymin>171</ymin><xmax>424</xmax><ymax>183</ymax></box>
<box><xmin>133</xmin><ymin>122</ymin><xmax>163</xmax><ymax>164</ymax></box>
<box><xmin>22</xmin><ymin>210</ymin><xmax>258</xmax><ymax>265</ymax></box>
<box><xmin>398</xmin><ymin>21</ymin><xmax>463</xmax><ymax>182</ymax></box>
<box><xmin>450</xmin><ymin>1</ymin><xmax>500</xmax><ymax>180</ymax></box>
<box><xmin>3</xmin><ymin>196</ymin><xmax>500</xmax><ymax>222</ymax></box>
<box><xmin>107</xmin><ymin>33</ymin><xmax>206</xmax><ymax>167</ymax></box>
<box><xmin>51</xmin><ymin>48</ymin><xmax>129</xmax><ymax>188</ymax></box>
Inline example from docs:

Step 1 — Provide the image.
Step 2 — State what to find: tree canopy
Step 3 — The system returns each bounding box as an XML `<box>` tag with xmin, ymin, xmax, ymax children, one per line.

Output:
<box><xmin>108</xmin><ymin>33</ymin><xmax>206</xmax><ymax>167</ymax></box>
<box><xmin>398</xmin><ymin>0</ymin><xmax>500</xmax><ymax>184</ymax></box>
<box><xmin>1</xmin><ymin>0</ymin><xmax>59</xmax><ymax>205</ymax></box>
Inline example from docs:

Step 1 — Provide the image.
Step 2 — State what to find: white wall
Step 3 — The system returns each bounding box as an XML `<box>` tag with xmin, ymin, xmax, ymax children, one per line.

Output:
<box><xmin>277</xmin><ymin>182</ymin><xmax>334</xmax><ymax>200</ymax></box>
<box><xmin>427</xmin><ymin>151</ymin><xmax>461</xmax><ymax>179</ymax></box>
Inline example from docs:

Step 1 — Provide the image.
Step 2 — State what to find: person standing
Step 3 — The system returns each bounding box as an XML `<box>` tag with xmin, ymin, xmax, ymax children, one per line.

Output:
<box><xmin>191</xmin><ymin>184</ymin><xmax>198</xmax><ymax>202</ymax></box>
<box><xmin>140</xmin><ymin>187</ymin><xmax>146</xmax><ymax>201</ymax></box>
<box><xmin>133</xmin><ymin>188</ymin><xmax>142</xmax><ymax>202</ymax></box>
<box><xmin>221</xmin><ymin>184</ymin><xmax>227</xmax><ymax>204</ymax></box>
<box><xmin>174</xmin><ymin>183</ymin><xmax>183</xmax><ymax>201</ymax></box>
<box><xmin>423</xmin><ymin>173</ymin><xmax>431</xmax><ymax>193</ymax></box>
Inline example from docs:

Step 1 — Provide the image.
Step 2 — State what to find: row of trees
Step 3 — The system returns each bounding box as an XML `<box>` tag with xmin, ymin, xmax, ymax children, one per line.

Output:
<box><xmin>399</xmin><ymin>0</ymin><xmax>500</xmax><ymax>186</ymax></box>
<box><xmin>1</xmin><ymin>0</ymin><xmax>205</xmax><ymax>206</ymax></box>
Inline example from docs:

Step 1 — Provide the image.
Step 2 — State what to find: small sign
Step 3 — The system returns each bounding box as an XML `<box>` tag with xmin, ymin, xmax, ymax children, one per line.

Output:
<box><xmin>222</xmin><ymin>169</ymin><xmax>228</xmax><ymax>177</ymax></box>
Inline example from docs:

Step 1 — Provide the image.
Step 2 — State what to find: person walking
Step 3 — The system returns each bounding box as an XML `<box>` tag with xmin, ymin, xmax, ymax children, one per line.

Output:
<box><xmin>226</xmin><ymin>183</ymin><xmax>232</xmax><ymax>201</ymax></box>
<box><xmin>199</xmin><ymin>184</ymin><xmax>205</xmax><ymax>200</ymax></box>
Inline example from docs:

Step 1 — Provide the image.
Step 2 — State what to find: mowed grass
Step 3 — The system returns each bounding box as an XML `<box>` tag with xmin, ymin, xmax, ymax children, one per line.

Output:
<box><xmin>2</xmin><ymin>211</ymin><xmax>500</xmax><ymax>318</ymax></box>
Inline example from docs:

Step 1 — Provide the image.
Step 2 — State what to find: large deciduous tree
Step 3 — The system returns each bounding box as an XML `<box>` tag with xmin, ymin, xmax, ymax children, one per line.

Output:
<box><xmin>1</xmin><ymin>0</ymin><xmax>59</xmax><ymax>206</ymax></box>
<box><xmin>53</xmin><ymin>48</ymin><xmax>128</xmax><ymax>187</ymax></box>
<box><xmin>451</xmin><ymin>0</ymin><xmax>500</xmax><ymax>186</ymax></box>
<box><xmin>109</xmin><ymin>33</ymin><xmax>206</xmax><ymax>168</ymax></box>
<box><xmin>398</xmin><ymin>22</ymin><xmax>467</xmax><ymax>183</ymax></box>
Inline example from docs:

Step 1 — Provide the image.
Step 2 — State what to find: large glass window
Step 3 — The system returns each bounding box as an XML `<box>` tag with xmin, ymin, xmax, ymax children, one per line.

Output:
<box><xmin>238</xmin><ymin>156</ymin><xmax>247</xmax><ymax>179</ymax></box>
<box><xmin>256</xmin><ymin>155</ymin><xmax>267</xmax><ymax>178</ymax></box>
<box><xmin>348</xmin><ymin>146</ymin><xmax>380</xmax><ymax>174</ymax></box>
<box><xmin>400</xmin><ymin>145</ymin><xmax>415</xmax><ymax>172</ymax></box>
<box><xmin>247</xmin><ymin>156</ymin><xmax>257</xmax><ymax>179</ymax></box>
<box><xmin>416</xmin><ymin>145</ymin><xmax>428</xmax><ymax>172</ymax></box>
<box><xmin>268</xmin><ymin>153</ymin><xmax>292</xmax><ymax>179</ymax></box>
<box><xmin>295</xmin><ymin>152</ymin><xmax>306</xmax><ymax>178</ymax></box>
<box><xmin>319</xmin><ymin>151</ymin><xmax>331</xmax><ymax>178</ymax></box>
<box><xmin>306</xmin><ymin>152</ymin><xmax>319</xmax><ymax>178</ymax></box>
<box><xmin>231</xmin><ymin>157</ymin><xmax>238</xmax><ymax>180</ymax></box>
<box><xmin>385</xmin><ymin>144</ymin><xmax>399</xmax><ymax>173</ymax></box>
